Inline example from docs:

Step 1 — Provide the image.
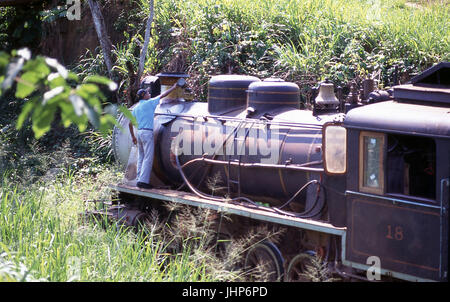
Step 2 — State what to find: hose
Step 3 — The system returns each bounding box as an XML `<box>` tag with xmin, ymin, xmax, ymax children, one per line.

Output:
<box><xmin>171</xmin><ymin>115</ymin><xmax>327</xmax><ymax>219</ymax></box>
<box><xmin>175</xmin><ymin>142</ymin><xmax>328</xmax><ymax>219</ymax></box>
<box><xmin>175</xmin><ymin>120</ymin><xmax>246</xmax><ymax>191</ymax></box>
<box><xmin>275</xmin><ymin>180</ymin><xmax>318</xmax><ymax>210</ymax></box>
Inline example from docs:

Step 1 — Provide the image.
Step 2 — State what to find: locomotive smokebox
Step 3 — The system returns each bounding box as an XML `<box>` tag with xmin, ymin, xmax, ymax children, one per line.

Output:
<box><xmin>208</xmin><ymin>75</ymin><xmax>260</xmax><ymax>114</ymax></box>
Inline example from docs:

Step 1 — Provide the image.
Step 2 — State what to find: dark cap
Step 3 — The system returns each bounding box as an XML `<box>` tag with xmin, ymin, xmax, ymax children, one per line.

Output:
<box><xmin>137</xmin><ymin>89</ymin><xmax>147</xmax><ymax>98</ymax></box>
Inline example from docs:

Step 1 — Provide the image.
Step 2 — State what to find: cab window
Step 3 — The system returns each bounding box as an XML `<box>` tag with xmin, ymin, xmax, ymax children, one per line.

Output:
<box><xmin>359</xmin><ymin>131</ymin><xmax>436</xmax><ymax>200</ymax></box>
<box><xmin>359</xmin><ymin>131</ymin><xmax>385</xmax><ymax>194</ymax></box>
<box><xmin>386</xmin><ymin>134</ymin><xmax>436</xmax><ymax>200</ymax></box>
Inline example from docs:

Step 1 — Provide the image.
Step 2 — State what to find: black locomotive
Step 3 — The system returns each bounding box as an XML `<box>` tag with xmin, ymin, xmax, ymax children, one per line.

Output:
<box><xmin>109</xmin><ymin>63</ymin><xmax>449</xmax><ymax>282</ymax></box>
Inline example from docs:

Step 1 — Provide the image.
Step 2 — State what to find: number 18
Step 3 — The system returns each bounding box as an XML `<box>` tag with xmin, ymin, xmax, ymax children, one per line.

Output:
<box><xmin>386</xmin><ymin>225</ymin><xmax>404</xmax><ymax>241</ymax></box>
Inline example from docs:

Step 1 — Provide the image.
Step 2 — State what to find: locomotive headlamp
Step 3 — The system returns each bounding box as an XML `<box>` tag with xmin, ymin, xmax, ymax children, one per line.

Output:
<box><xmin>323</xmin><ymin>123</ymin><xmax>347</xmax><ymax>174</ymax></box>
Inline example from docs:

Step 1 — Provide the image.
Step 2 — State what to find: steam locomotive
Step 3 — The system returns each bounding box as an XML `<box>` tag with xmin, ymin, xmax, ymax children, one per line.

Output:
<box><xmin>109</xmin><ymin>62</ymin><xmax>449</xmax><ymax>282</ymax></box>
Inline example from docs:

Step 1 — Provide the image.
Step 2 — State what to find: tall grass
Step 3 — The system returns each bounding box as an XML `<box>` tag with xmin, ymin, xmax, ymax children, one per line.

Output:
<box><xmin>76</xmin><ymin>0</ymin><xmax>448</xmax><ymax>103</ymax></box>
<box><xmin>69</xmin><ymin>0</ymin><xmax>448</xmax><ymax>104</ymax></box>
<box><xmin>142</xmin><ymin>0</ymin><xmax>449</xmax><ymax>98</ymax></box>
<box><xmin>1</xmin><ymin>162</ymin><xmax>287</xmax><ymax>282</ymax></box>
<box><xmin>0</xmin><ymin>168</ymin><xmax>244</xmax><ymax>281</ymax></box>
<box><xmin>0</xmin><ymin>164</ymin><xmax>289</xmax><ymax>281</ymax></box>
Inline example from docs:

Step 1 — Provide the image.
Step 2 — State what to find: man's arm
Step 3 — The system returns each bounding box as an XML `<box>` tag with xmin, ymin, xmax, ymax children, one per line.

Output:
<box><xmin>129</xmin><ymin>121</ymin><xmax>137</xmax><ymax>145</ymax></box>
<box><xmin>158</xmin><ymin>82</ymin><xmax>181</xmax><ymax>104</ymax></box>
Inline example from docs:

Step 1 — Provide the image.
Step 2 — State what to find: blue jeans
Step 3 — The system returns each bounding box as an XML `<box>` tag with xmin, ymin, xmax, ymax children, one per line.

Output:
<box><xmin>136</xmin><ymin>129</ymin><xmax>154</xmax><ymax>184</ymax></box>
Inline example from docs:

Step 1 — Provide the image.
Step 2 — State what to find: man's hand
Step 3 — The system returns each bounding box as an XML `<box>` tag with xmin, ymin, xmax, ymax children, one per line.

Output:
<box><xmin>129</xmin><ymin>121</ymin><xmax>137</xmax><ymax>145</ymax></box>
<box><xmin>159</xmin><ymin>82</ymin><xmax>179</xmax><ymax>100</ymax></box>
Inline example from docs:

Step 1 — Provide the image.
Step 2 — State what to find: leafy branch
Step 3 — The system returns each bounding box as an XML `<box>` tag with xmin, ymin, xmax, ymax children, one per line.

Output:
<box><xmin>0</xmin><ymin>48</ymin><xmax>134</xmax><ymax>139</ymax></box>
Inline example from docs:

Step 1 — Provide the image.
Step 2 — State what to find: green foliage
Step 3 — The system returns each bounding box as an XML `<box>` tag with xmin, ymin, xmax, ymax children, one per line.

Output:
<box><xmin>132</xmin><ymin>0</ymin><xmax>449</xmax><ymax>99</ymax></box>
<box><xmin>3</xmin><ymin>0</ymin><xmax>448</xmax><ymax>108</ymax></box>
<box><xmin>0</xmin><ymin>4</ymin><xmax>44</xmax><ymax>52</ymax></box>
<box><xmin>0</xmin><ymin>48</ymin><xmax>122</xmax><ymax>139</ymax></box>
<box><xmin>0</xmin><ymin>170</ymin><xmax>245</xmax><ymax>281</ymax></box>
<box><xmin>71</xmin><ymin>0</ymin><xmax>449</xmax><ymax>104</ymax></box>
<box><xmin>70</xmin><ymin>49</ymin><xmax>109</xmax><ymax>80</ymax></box>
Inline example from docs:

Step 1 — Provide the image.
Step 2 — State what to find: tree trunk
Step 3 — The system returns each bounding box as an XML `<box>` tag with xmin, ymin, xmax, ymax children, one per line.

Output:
<box><xmin>87</xmin><ymin>0</ymin><xmax>114</xmax><ymax>78</ymax></box>
<box><xmin>137</xmin><ymin>0</ymin><xmax>155</xmax><ymax>82</ymax></box>
<box><xmin>126</xmin><ymin>61</ymin><xmax>138</xmax><ymax>107</ymax></box>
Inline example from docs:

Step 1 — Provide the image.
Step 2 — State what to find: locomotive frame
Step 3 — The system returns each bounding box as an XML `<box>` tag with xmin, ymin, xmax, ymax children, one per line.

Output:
<box><xmin>106</xmin><ymin>63</ymin><xmax>449</xmax><ymax>282</ymax></box>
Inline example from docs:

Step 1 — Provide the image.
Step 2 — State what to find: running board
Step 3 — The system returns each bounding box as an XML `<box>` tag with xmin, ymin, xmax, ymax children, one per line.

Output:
<box><xmin>110</xmin><ymin>183</ymin><xmax>347</xmax><ymax>236</ymax></box>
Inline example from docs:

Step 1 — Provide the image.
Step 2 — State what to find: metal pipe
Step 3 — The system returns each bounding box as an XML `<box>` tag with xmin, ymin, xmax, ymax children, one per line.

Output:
<box><xmin>276</xmin><ymin>180</ymin><xmax>318</xmax><ymax>209</ymax></box>
<box><xmin>175</xmin><ymin>120</ymin><xmax>246</xmax><ymax>191</ymax></box>
<box><xmin>175</xmin><ymin>144</ymin><xmax>262</xmax><ymax>205</ymax></box>
<box><xmin>345</xmin><ymin>190</ymin><xmax>443</xmax><ymax>210</ymax></box>
<box><xmin>174</xmin><ymin>145</ymin><xmax>326</xmax><ymax>219</ymax></box>
<box><xmin>181</xmin><ymin>157</ymin><xmax>324</xmax><ymax>173</ymax></box>
<box><xmin>155</xmin><ymin>112</ymin><xmax>323</xmax><ymax>130</ymax></box>
<box><xmin>440</xmin><ymin>178</ymin><xmax>449</xmax><ymax>279</ymax></box>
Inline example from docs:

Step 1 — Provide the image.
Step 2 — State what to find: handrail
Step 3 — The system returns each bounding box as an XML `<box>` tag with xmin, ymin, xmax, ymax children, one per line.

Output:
<box><xmin>440</xmin><ymin>178</ymin><xmax>449</xmax><ymax>279</ymax></box>
<box><xmin>155</xmin><ymin>111</ymin><xmax>324</xmax><ymax>130</ymax></box>
<box><xmin>181</xmin><ymin>156</ymin><xmax>324</xmax><ymax>173</ymax></box>
<box><xmin>345</xmin><ymin>190</ymin><xmax>442</xmax><ymax>210</ymax></box>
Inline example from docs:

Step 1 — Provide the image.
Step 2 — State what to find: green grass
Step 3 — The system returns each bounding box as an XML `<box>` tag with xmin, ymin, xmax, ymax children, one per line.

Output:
<box><xmin>137</xmin><ymin>0</ymin><xmax>449</xmax><ymax>98</ymax></box>
<box><xmin>70</xmin><ymin>0</ymin><xmax>448</xmax><ymax>104</ymax></box>
<box><xmin>0</xmin><ymin>163</ymin><xmax>285</xmax><ymax>282</ymax></box>
<box><xmin>0</xmin><ymin>168</ymin><xmax>241</xmax><ymax>282</ymax></box>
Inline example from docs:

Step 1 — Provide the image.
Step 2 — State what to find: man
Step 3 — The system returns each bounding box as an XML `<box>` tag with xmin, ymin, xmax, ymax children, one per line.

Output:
<box><xmin>129</xmin><ymin>82</ymin><xmax>179</xmax><ymax>189</ymax></box>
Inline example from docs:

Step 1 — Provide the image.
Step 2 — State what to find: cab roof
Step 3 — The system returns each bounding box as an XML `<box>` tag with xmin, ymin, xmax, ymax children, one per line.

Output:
<box><xmin>344</xmin><ymin>62</ymin><xmax>450</xmax><ymax>138</ymax></box>
<box><xmin>344</xmin><ymin>101</ymin><xmax>450</xmax><ymax>138</ymax></box>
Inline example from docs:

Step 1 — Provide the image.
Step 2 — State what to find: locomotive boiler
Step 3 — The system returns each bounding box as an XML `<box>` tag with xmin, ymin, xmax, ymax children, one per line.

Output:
<box><xmin>108</xmin><ymin>63</ymin><xmax>449</xmax><ymax>282</ymax></box>
<box><xmin>114</xmin><ymin>74</ymin><xmax>342</xmax><ymax>218</ymax></box>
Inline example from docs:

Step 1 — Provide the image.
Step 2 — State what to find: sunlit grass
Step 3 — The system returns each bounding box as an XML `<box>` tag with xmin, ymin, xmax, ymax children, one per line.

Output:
<box><xmin>144</xmin><ymin>0</ymin><xmax>449</xmax><ymax>93</ymax></box>
<box><xmin>0</xmin><ymin>168</ymin><xmax>239</xmax><ymax>281</ymax></box>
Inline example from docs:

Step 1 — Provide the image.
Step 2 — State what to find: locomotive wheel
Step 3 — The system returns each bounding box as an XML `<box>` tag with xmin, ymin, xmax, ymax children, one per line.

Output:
<box><xmin>284</xmin><ymin>251</ymin><xmax>316</xmax><ymax>282</ymax></box>
<box><xmin>244</xmin><ymin>241</ymin><xmax>284</xmax><ymax>282</ymax></box>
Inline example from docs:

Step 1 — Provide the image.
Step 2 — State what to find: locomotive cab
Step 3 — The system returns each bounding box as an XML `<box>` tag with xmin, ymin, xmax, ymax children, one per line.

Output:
<box><xmin>324</xmin><ymin>62</ymin><xmax>449</xmax><ymax>281</ymax></box>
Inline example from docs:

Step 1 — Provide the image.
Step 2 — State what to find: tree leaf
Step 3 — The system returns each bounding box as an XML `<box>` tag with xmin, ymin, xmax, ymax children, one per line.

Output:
<box><xmin>78</xmin><ymin>83</ymin><xmax>99</xmax><ymax>94</ymax></box>
<box><xmin>15</xmin><ymin>77</ymin><xmax>35</xmax><ymax>99</ymax></box>
<box><xmin>67</xmin><ymin>71</ymin><xmax>79</xmax><ymax>82</ymax></box>
<box><xmin>84</xmin><ymin>75</ymin><xmax>117</xmax><ymax>91</ymax></box>
<box><xmin>99</xmin><ymin>114</ymin><xmax>118</xmax><ymax>136</ymax></box>
<box><xmin>0</xmin><ymin>75</ymin><xmax>4</xmax><ymax>96</ymax></box>
<box><xmin>59</xmin><ymin>101</ymin><xmax>75</xmax><ymax>127</ymax></box>
<box><xmin>43</xmin><ymin>86</ymin><xmax>64</xmax><ymax>104</ymax></box>
<box><xmin>0</xmin><ymin>51</ymin><xmax>10</xmax><ymax>70</ymax></box>
<box><xmin>118</xmin><ymin>105</ymin><xmax>136</xmax><ymax>126</ymax></box>
<box><xmin>31</xmin><ymin>103</ymin><xmax>57</xmax><ymax>139</ymax></box>
<box><xmin>45</xmin><ymin>57</ymin><xmax>68</xmax><ymax>78</ymax></box>
<box><xmin>22</xmin><ymin>56</ymin><xmax>50</xmax><ymax>77</ymax></box>
<box><xmin>16</xmin><ymin>98</ymin><xmax>37</xmax><ymax>129</ymax></box>
<box><xmin>15</xmin><ymin>70</ymin><xmax>46</xmax><ymax>98</ymax></box>
<box><xmin>69</xmin><ymin>94</ymin><xmax>85</xmax><ymax>116</ymax></box>
<box><xmin>75</xmin><ymin>115</ymin><xmax>88</xmax><ymax>132</ymax></box>
<box><xmin>48</xmin><ymin>73</ymin><xmax>65</xmax><ymax>89</ymax></box>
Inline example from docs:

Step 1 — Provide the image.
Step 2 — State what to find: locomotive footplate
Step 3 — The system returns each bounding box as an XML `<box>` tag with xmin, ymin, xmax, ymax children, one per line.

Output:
<box><xmin>110</xmin><ymin>183</ymin><xmax>347</xmax><ymax>237</ymax></box>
